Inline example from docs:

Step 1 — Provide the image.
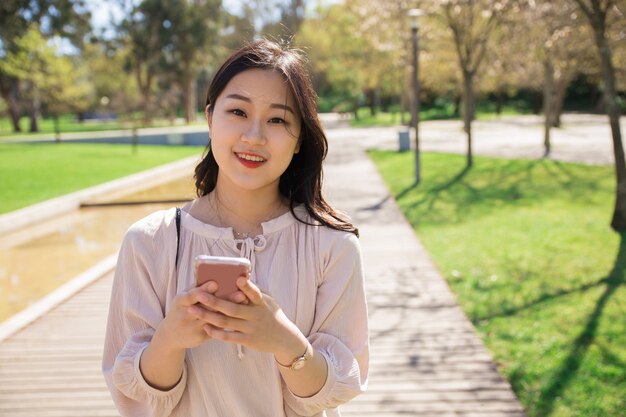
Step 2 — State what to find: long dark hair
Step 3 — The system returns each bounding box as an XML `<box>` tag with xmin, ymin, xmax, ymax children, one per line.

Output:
<box><xmin>194</xmin><ymin>39</ymin><xmax>358</xmax><ymax>236</ymax></box>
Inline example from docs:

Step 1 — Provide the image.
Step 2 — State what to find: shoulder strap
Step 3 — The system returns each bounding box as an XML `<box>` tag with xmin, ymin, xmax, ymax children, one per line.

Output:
<box><xmin>175</xmin><ymin>207</ymin><xmax>181</xmax><ymax>268</ymax></box>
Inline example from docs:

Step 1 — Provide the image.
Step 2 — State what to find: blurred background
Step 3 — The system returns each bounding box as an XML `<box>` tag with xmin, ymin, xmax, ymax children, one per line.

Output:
<box><xmin>1</xmin><ymin>1</ymin><xmax>625</xmax><ymax>417</ymax></box>
<box><xmin>0</xmin><ymin>0</ymin><xmax>623</xmax><ymax>136</ymax></box>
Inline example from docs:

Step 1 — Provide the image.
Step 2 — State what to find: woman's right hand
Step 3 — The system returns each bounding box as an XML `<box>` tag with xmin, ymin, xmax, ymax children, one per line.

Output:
<box><xmin>155</xmin><ymin>280</ymin><xmax>249</xmax><ymax>351</ymax></box>
<box><xmin>155</xmin><ymin>281</ymin><xmax>221</xmax><ymax>351</ymax></box>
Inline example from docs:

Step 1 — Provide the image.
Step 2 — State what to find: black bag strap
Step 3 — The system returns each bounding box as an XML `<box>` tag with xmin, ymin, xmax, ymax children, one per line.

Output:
<box><xmin>175</xmin><ymin>207</ymin><xmax>181</xmax><ymax>269</ymax></box>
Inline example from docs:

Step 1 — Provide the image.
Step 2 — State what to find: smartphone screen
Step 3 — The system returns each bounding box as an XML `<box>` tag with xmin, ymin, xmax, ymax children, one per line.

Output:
<box><xmin>194</xmin><ymin>255</ymin><xmax>251</xmax><ymax>299</ymax></box>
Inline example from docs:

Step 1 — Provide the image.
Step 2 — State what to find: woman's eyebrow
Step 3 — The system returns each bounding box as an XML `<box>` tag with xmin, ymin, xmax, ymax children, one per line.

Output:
<box><xmin>225</xmin><ymin>93</ymin><xmax>295</xmax><ymax>114</ymax></box>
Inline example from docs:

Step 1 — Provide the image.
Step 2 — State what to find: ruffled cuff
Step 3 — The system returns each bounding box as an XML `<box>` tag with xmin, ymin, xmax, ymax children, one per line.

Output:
<box><xmin>283</xmin><ymin>334</ymin><xmax>366</xmax><ymax>416</ymax></box>
<box><xmin>111</xmin><ymin>342</ymin><xmax>187</xmax><ymax>417</ymax></box>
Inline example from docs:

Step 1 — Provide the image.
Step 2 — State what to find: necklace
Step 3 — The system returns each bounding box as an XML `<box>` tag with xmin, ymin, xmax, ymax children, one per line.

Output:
<box><xmin>210</xmin><ymin>193</ymin><xmax>285</xmax><ymax>239</ymax></box>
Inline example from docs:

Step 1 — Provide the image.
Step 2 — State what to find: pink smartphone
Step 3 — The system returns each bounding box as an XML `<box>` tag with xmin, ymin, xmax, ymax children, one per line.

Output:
<box><xmin>194</xmin><ymin>255</ymin><xmax>251</xmax><ymax>299</ymax></box>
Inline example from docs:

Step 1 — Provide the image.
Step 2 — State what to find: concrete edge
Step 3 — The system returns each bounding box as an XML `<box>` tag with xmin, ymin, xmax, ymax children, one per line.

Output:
<box><xmin>0</xmin><ymin>254</ymin><xmax>117</xmax><ymax>343</ymax></box>
<box><xmin>0</xmin><ymin>154</ymin><xmax>201</xmax><ymax>236</ymax></box>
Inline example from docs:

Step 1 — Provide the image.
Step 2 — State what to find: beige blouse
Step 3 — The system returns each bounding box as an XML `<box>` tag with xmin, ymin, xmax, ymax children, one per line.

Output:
<box><xmin>102</xmin><ymin>206</ymin><xmax>369</xmax><ymax>417</ymax></box>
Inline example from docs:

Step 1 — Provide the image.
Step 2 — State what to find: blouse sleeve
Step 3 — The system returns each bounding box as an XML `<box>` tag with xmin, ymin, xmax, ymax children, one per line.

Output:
<box><xmin>283</xmin><ymin>230</ymin><xmax>369</xmax><ymax>416</ymax></box>
<box><xmin>102</xmin><ymin>210</ymin><xmax>187</xmax><ymax>417</ymax></box>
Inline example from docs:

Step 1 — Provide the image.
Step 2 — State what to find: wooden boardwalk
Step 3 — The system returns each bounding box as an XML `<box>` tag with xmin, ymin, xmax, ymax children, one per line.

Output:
<box><xmin>0</xmin><ymin>130</ymin><xmax>527</xmax><ymax>416</ymax></box>
<box><xmin>0</xmin><ymin>272</ymin><xmax>117</xmax><ymax>416</ymax></box>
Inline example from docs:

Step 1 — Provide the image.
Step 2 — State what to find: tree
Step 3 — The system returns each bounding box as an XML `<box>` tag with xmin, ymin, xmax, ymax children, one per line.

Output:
<box><xmin>118</xmin><ymin>0</ymin><xmax>222</xmax><ymax>124</ymax></box>
<box><xmin>0</xmin><ymin>0</ymin><xmax>90</xmax><ymax>132</ymax></box>
<box><xmin>118</xmin><ymin>0</ymin><xmax>166</xmax><ymax>124</ymax></box>
<box><xmin>82</xmin><ymin>41</ymin><xmax>141</xmax><ymax>121</ymax></box>
<box><xmin>160</xmin><ymin>0</ymin><xmax>221</xmax><ymax>123</ymax></box>
<box><xmin>44</xmin><ymin>56</ymin><xmax>92</xmax><ymax>141</ymax></box>
<box><xmin>429</xmin><ymin>0</ymin><xmax>516</xmax><ymax>168</ymax></box>
<box><xmin>571</xmin><ymin>0</ymin><xmax>626</xmax><ymax>231</ymax></box>
<box><xmin>296</xmin><ymin>3</ymin><xmax>370</xmax><ymax>117</ymax></box>
<box><xmin>0</xmin><ymin>25</ymin><xmax>91</xmax><ymax>138</ymax></box>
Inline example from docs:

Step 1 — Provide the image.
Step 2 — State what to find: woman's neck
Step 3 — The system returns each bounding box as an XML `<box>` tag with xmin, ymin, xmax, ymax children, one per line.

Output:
<box><xmin>209</xmin><ymin>186</ymin><xmax>287</xmax><ymax>238</ymax></box>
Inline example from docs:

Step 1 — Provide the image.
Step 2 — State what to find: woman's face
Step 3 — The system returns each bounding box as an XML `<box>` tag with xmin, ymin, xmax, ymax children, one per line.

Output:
<box><xmin>208</xmin><ymin>68</ymin><xmax>302</xmax><ymax>196</ymax></box>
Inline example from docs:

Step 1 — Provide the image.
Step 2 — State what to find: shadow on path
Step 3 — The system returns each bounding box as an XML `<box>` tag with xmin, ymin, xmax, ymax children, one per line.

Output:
<box><xmin>534</xmin><ymin>232</ymin><xmax>626</xmax><ymax>416</ymax></box>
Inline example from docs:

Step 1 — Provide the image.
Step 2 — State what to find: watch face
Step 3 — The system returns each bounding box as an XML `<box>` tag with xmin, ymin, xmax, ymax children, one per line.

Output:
<box><xmin>292</xmin><ymin>358</ymin><xmax>306</xmax><ymax>370</ymax></box>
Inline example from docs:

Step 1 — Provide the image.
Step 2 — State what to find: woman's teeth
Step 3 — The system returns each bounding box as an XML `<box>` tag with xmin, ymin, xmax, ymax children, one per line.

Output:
<box><xmin>238</xmin><ymin>153</ymin><xmax>265</xmax><ymax>162</ymax></box>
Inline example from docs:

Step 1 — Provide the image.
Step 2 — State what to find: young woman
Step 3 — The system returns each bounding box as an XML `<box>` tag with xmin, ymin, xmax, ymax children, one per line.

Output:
<box><xmin>103</xmin><ymin>39</ymin><xmax>369</xmax><ymax>417</ymax></box>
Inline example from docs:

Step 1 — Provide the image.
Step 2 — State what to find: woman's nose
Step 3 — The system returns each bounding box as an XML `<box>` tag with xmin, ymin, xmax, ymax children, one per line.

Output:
<box><xmin>242</xmin><ymin>120</ymin><xmax>266</xmax><ymax>145</ymax></box>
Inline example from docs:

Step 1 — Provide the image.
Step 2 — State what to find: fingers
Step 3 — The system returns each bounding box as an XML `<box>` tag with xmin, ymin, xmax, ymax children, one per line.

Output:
<box><xmin>195</xmin><ymin>292</ymin><xmax>248</xmax><ymax>319</ymax></box>
<box><xmin>189</xmin><ymin>305</ymin><xmax>247</xmax><ymax>332</ymax></box>
<box><xmin>237</xmin><ymin>278</ymin><xmax>263</xmax><ymax>305</ymax></box>
<box><xmin>177</xmin><ymin>281</ymin><xmax>218</xmax><ymax>307</ymax></box>
<box><xmin>227</xmin><ymin>290</ymin><xmax>249</xmax><ymax>305</ymax></box>
<box><xmin>203</xmin><ymin>324</ymin><xmax>247</xmax><ymax>344</ymax></box>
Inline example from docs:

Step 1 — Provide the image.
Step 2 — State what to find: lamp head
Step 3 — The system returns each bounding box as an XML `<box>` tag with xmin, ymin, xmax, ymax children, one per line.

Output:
<box><xmin>408</xmin><ymin>8</ymin><xmax>424</xmax><ymax>29</ymax></box>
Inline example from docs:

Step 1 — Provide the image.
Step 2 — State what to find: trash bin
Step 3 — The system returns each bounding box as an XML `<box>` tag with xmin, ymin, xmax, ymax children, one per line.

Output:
<box><xmin>398</xmin><ymin>128</ymin><xmax>410</xmax><ymax>152</ymax></box>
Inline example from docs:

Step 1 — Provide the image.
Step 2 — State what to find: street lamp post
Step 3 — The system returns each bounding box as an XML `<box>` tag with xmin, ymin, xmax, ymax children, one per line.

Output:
<box><xmin>409</xmin><ymin>8</ymin><xmax>423</xmax><ymax>185</ymax></box>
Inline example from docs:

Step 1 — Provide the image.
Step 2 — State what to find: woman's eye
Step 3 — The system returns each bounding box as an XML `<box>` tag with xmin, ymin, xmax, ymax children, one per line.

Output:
<box><xmin>230</xmin><ymin>109</ymin><xmax>246</xmax><ymax>117</ymax></box>
<box><xmin>269</xmin><ymin>117</ymin><xmax>285</xmax><ymax>124</ymax></box>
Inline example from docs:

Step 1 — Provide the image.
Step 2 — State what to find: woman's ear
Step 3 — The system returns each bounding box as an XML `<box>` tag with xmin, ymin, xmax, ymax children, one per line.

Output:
<box><xmin>294</xmin><ymin>140</ymin><xmax>301</xmax><ymax>154</ymax></box>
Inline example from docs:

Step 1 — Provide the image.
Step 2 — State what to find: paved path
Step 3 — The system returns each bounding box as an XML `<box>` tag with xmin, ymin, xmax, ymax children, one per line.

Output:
<box><xmin>325</xmin><ymin>113</ymin><xmax>619</xmax><ymax>166</ymax></box>
<box><xmin>0</xmin><ymin>122</ymin><xmax>540</xmax><ymax>416</ymax></box>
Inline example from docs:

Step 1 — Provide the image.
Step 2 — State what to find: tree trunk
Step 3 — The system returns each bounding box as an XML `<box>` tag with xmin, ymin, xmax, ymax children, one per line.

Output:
<box><xmin>592</xmin><ymin>26</ymin><xmax>626</xmax><ymax>231</ymax></box>
<box><xmin>533</xmin><ymin>91</ymin><xmax>543</xmax><ymax>114</ymax></box>
<box><xmin>182</xmin><ymin>66</ymin><xmax>197</xmax><ymax>124</ymax></box>
<box><xmin>543</xmin><ymin>59</ymin><xmax>554</xmax><ymax>157</ymax></box>
<box><xmin>552</xmin><ymin>78</ymin><xmax>569</xmax><ymax>128</ymax></box>
<box><xmin>141</xmin><ymin>87</ymin><xmax>152</xmax><ymax>125</ymax></box>
<box><xmin>495</xmin><ymin>89</ymin><xmax>503</xmax><ymax>115</ymax></box>
<box><xmin>463</xmin><ymin>69</ymin><xmax>474</xmax><ymax>167</ymax></box>
<box><xmin>0</xmin><ymin>74</ymin><xmax>22</xmax><ymax>132</ymax></box>
<box><xmin>135</xmin><ymin>61</ymin><xmax>153</xmax><ymax>125</ymax></box>
<box><xmin>29</xmin><ymin>83</ymin><xmax>40</xmax><ymax>133</ymax></box>
<box><xmin>368</xmin><ymin>90</ymin><xmax>376</xmax><ymax>116</ymax></box>
<box><xmin>54</xmin><ymin>116</ymin><xmax>61</xmax><ymax>143</ymax></box>
<box><xmin>453</xmin><ymin>95</ymin><xmax>461</xmax><ymax>117</ymax></box>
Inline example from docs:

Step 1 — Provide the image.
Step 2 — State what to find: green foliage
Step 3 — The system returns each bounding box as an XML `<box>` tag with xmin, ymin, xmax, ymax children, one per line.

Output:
<box><xmin>0</xmin><ymin>25</ymin><xmax>92</xmax><ymax>117</ymax></box>
<box><xmin>297</xmin><ymin>3</ymin><xmax>368</xmax><ymax>109</ymax></box>
<box><xmin>369</xmin><ymin>150</ymin><xmax>625</xmax><ymax>417</ymax></box>
<box><xmin>118</xmin><ymin>0</ymin><xmax>221</xmax><ymax>121</ymax></box>
<box><xmin>0</xmin><ymin>143</ymin><xmax>202</xmax><ymax>214</ymax></box>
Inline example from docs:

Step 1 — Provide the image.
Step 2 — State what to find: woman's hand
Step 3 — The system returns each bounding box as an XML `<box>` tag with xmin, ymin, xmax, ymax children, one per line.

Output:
<box><xmin>152</xmin><ymin>281</ymin><xmax>220</xmax><ymax>352</ymax></box>
<box><xmin>190</xmin><ymin>278</ymin><xmax>304</xmax><ymax>357</ymax></box>
<box><xmin>141</xmin><ymin>280</ymin><xmax>244</xmax><ymax>391</ymax></box>
<box><xmin>190</xmin><ymin>278</ymin><xmax>329</xmax><ymax>398</ymax></box>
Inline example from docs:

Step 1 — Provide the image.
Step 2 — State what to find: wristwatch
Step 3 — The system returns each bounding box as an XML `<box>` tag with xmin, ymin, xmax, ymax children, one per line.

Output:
<box><xmin>276</xmin><ymin>343</ymin><xmax>311</xmax><ymax>371</ymax></box>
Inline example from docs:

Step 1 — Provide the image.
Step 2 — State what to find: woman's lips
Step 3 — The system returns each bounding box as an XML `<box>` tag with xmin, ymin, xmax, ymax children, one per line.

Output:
<box><xmin>235</xmin><ymin>152</ymin><xmax>266</xmax><ymax>168</ymax></box>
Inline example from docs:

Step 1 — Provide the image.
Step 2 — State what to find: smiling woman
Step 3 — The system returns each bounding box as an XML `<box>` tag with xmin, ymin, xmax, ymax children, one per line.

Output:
<box><xmin>207</xmin><ymin>69</ymin><xmax>302</xmax><ymax>198</ymax></box>
<box><xmin>102</xmin><ymin>39</ymin><xmax>369</xmax><ymax>417</ymax></box>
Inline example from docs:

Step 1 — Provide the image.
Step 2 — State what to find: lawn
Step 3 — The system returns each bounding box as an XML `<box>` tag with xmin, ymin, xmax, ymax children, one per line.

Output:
<box><xmin>0</xmin><ymin>113</ymin><xmax>207</xmax><ymax>138</ymax></box>
<box><xmin>350</xmin><ymin>104</ymin><xmax>532</xmax><ymax>127</ymax></box>
<box><xmin>369</xmin><ymin>150</ymin><xmax>625</xmax><ymax>417</ymax></box>
<box><xmin>0</xmin><ymin>143</ymin><xmax>203</xmax><ymax>214</ymax></box>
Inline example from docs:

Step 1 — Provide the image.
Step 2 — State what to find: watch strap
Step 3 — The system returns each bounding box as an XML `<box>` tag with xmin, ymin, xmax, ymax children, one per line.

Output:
<box><xmin>276</xmin><ymin>343</ymin><xmax>310</xmax><ymax>371</ymax></box>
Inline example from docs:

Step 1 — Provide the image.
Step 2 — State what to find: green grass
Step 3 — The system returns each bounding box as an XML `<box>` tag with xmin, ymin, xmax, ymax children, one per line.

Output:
<box><xmin>0</xmin><ymin>143</ymin><xmax>202</xmax><ymax>214</ymax></box>
<box><xmin>350</xmin><ymin>104</ymin><xmax>532</xmax><ymax>127</ymax></box>
<box><xmin>369</xmin><ymin>150</ymin><xmax>625</xmax><ymax>417</ymax></box>
<box><xmin>0</xmin><ymin>113</ymin><xmax>207</xmax><ymax>138</ymax></box>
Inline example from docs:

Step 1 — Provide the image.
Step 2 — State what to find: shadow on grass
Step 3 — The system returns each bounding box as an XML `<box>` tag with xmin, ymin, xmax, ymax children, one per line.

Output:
<box><xmin>531</xmin><ymin>231</ymin><xmax>626</xmax><ymax>416</ymax></box>
<box><xmin>474</xmin><ymin>276</ymin><xmax>614</xmax><ymax>322</ymax></box>
<box><xmin>363</xmin><ymin>166</ymin><xmax>469</xmax><ymax>213</ymax></box>
<box><xmin>397</xmin><ymin>156</ymin><xmax>612</xmax><ymax>228</ymax></box>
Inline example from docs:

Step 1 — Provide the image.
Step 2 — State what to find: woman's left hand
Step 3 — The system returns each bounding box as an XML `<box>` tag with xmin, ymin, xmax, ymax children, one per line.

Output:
<box><xmin>190</xmin><ymin>278</ymin><xmax>302</xmax><ymax>355</ymax></box>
